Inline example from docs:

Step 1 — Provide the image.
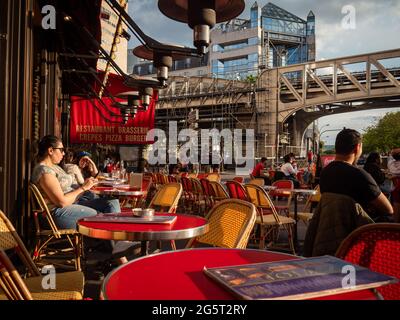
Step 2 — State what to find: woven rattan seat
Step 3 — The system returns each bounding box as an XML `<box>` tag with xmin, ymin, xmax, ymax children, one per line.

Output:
<box><xmin>0</xmin><ymin>210</ymin><xmax>84</xmax><ymax>300</ymax></box>
<box><xmin>186</xmin><ymin>199</ymin><xmax>256</xmax><ymax>249</ymax></box>
<box><xmin>29</xmin><ymin>183</ymin><xmax>82</xmax><ymax>270</ymax></box>
<box><xmin>244</xmin><ymin>184</ymin><xmax>296</xmax><ymax>254</ymax></box>
<box><xmin>336</xmin><ymin>223</ymin><xmax>400</xmax><ymax>300</ymax></box>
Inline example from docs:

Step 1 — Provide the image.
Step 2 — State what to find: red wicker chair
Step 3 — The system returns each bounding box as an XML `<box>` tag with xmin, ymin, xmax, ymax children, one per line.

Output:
<box><xmin>335</xmin><ymin>223</ymin><xmax>400</xmax><ymax>300</ymax></box>
<box><xmin>225</xmin><ymin>180</ymin><xmax>249</xmax><ymax>201</ymax></box>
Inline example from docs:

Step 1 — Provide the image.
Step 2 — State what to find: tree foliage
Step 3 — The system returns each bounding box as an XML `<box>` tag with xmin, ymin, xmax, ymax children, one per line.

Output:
<box><xmin>362</xmin><ymin>111</ymin><xmax>400</xmax><ymax>153</ymax></box>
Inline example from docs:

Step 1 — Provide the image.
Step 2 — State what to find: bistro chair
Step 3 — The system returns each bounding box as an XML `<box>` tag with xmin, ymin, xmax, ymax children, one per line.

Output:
<box><xmin>0</xmin><ymin>210</ymin><xmax>84</xmax><ymax>300</ymax></box>
<box><xmin>248</xmin><ymin>178</ymin><xmax>265</xmax><ymax>187</ymax></box>
<box><xmin>268</xmin><ymin>179</ymin><xmax>294</xmax><ymax>216</ymax></box>
<box><xmin>200</xmin><ymin>178</ymin><xmax>217</xmax><ymax>213</ymax></box>
<box><xmin>206</xmin><ymin>173</ymin><xmax>221</xmax><ymax>182</ymax></box>
<box><xmin>244</xmin><ymin>184</ymin><xmax>296</xmax><ymax>254</ymax></box>
<box><xmin>233</xmin><ymin>176</ymin><xmax>244</xmax><ymax>184</ymax></box>
<box><xmin>209</xmin><ymin>181</ymin><xmax>229</xmax><ymax>203</ymax></box>
<box><xmin>190</xmin><ymin>178</ymin><xmax>206</xmax><ymax>215</ymax></box>
<box><xmin>289</xmin><ymin>185</ymin><xmax>321</xmax><ymax>225</ymax></box>
<box><xmin>336</xmin><ymin>223</ymin><xmax>400</xmax><ymax>300</ymax></box>
<box><xmin>180</xmin><ymin>176</ymin><xmax>195</xmax><ymax>213</ymax></box>
<box><xmin>186</xmin><ymin>199</ymin><xmax>256</xmax><ymax>249</ymax></box>
<box><xmin>29</xmin><ymin>183</ymin><xmax>83</xmax><ymax>271</ymax></box>
<box><xmin>225</xmin><ymin>180</ymin><xmax>249</xmax><ymax>201</ymax></box>
<box><xmin>148</xmin><ymin>183</ymin><xmax>183</xmax><ymax>214</ymax></box>
<box><xmin>167</xmin><ymin>175</ymin><xmax>177</xmax><ymax>183</ymax></box>
<box><xmin>148</xmin><ymin>183</ymin><xmax>183</xmax><ymax>251</ymax></box>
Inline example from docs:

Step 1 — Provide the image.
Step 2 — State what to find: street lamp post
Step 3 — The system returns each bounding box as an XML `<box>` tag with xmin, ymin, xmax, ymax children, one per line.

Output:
<box><xmin>319</xmin><ymin>128</ymin><xmax>343</xmax><ymax>153</ymax></box>
<box><xmin>315</xmin><ymin>124</ymin><xmax>329</xmax><ymax>154</ymax></box>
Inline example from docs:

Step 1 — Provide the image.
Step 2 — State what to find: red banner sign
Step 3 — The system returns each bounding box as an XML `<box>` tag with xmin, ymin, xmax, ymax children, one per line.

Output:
<box><xmin>321</xmin><ymin>155</ymin><xmax>336</xmax><ymax>167</ymax></box>
<box><xmin>69</xmin><ymin>73</ymin><xmax>156</xmax><ymax>145</ymax></box>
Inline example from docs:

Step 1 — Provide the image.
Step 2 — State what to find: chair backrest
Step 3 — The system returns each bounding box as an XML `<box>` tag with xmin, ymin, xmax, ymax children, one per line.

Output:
<box><xmin>303</xmin><ymin>185</ymin><xmax>321</xmax><ymax>212</ymax></box>
<box><xmin>209</xmin><ymin>181</ymin><xmax>229</xmax><ymax>199</ymax></box>
<box><xmin>269</xmin><ymin>179</ymin><xmax>294</xmax><ymax>198</ymax></box>
<box><xmin>148</xmin><ymin>183</ymin><xmax>183</xmax><ymax>213</ymax></box>
<box><xmin>200</xmin><ymin>178</ymin><xmax>216</xmax><ymax>198</ymax></box>
<box><xmin>233</xmin><ymin>177</ymin><xmax>244</xmax><ymax>184</ymax></box>
<box><xmin>29</xmin><ymin>183</ymin><xmax>62</xmax><ymax>238</ymax></box>
<box><xmin>0</xmin><ymin>249</ymin><xmax>34</xmax><ymax>300</ymax></box>
<box><xmin>0</xmin><ymin>210</ymin><xmax>40</xmax><ymax>277</ymax></box>
<box><xmin>181</xmin><ymin>176</ymin><xmax>193</xmax><ymax>193</ymax></box>
<box><xmin>244</xmin><ymin>184</ymin><xmax>282</xmax><ymax>224</ymax></box>
<box><xmin>190</xmin><ymin>178</ymin><xmax>203</xmax><ymax>196</ymax></box>
<box><xmin>206</xmin><ymin>173</ymin><xmax>220</xmax><ymax>182</ymax></box>
<box><xmin>167</xmin><ymin>175</ymin><xmax>177</xmax><ymax>183</ymax></box>
<box><xmin>248</xmin><ymin>178</ymin><xmax>264</xmax><ymax>187</ymax></box>
<box><xmin>187</xmin><ymin>199</ymin><xmax>257</xmax><ymax>249</ymax></box>
<box><xmin>225</xmin><ymin>180</ymin><xmax>249</xmax><ymax>201</ymax></box>
<box><xmin>335</xmin><ymin>223</ymin><xmax>400</xmax><ymax>300</ymax></box>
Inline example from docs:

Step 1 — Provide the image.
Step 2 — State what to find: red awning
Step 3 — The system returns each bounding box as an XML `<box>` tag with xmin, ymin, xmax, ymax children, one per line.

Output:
<box><xmin>70</xmin><ymin>72</ymin><xmax>156</xmax><ymax>145</ymax></box>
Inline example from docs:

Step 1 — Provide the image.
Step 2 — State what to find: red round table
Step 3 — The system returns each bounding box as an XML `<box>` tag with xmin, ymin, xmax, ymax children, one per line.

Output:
<box><xmin>78</xmin><ymin>214</ymin><xmax>209</xmax><ymax>255</ymax></box>
<box><xmin>92</xmin><ymin>182</ymin><xmax>148</xmax><ymax>208</ymax></box>
<box><xmin>101</xmin><ymin>248</ymin><xmax>378</xmax><ymax>300</ymax></box>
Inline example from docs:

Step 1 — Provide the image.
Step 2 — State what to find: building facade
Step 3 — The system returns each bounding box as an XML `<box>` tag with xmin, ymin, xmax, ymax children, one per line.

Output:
<box><xmin>132</xmin><ymin>2</ymin><xmax>315</xmax><ymax>79</ymax></box>
<box><xmin>97</xmin><ymin>0</ymin><xmax>128</xmax><ymax>73</ymax></box>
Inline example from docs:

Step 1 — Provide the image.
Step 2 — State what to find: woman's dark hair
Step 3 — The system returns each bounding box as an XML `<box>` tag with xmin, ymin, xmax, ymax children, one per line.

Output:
<box><xmin>37</xmin><ymin>135</ymin><xmax>61</xmax><ymax>159</ymax></box>
<box><xmin>393</xmin><ymin>153</ymin><xmax>400</xmax><ymax>161</ymax></box>
<box><xmin>366</xmin><ymin>152</ymin><xmax>381</xmax><ymax>165</ymax></box>
<box><xmin>283</xmin><ymin>154</ymin><xmax>291</xmax><ymax>163</ymax></box>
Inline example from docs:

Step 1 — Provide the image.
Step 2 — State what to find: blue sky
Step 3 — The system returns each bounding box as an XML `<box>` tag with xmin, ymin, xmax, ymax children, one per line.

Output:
<box><xmin>127</xmin><ymin>0</ymin><xmax>400</xmax><ymax>143</ymax></box>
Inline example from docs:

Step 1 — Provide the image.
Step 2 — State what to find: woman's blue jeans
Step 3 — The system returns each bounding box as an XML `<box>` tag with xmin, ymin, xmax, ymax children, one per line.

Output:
<box><xmin>52</xmin><ymin>191</ymin><xmax>120</xmax><ymax>230</ymax></box>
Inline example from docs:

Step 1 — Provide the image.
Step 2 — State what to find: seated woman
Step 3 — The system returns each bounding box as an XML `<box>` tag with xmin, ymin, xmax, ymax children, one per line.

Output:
<box><xmin>279</xmin><ymin>154</ymin><xmax>300</xmax><ymax>188</ymax></box>
<box><xmin>63</xmin><ymin>150</ymin><xmax>99</xmax><ymax>189</ymax></box>
<box><xmin>31</xmin><ymin>135</ymin><xmax>120</xmax><ymax>230</ymax></box>
<box><xmin>363</xmin><ymin>152</ymin><xmax>393</xmax><ymax>195</ymax></box>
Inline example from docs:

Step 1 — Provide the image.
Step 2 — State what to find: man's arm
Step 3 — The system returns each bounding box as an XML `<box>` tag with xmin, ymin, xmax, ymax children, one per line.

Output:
<box><xmin>370</xmin><ymin>192</ymin><xmax>394</xmax><ymax>215</ymax></box>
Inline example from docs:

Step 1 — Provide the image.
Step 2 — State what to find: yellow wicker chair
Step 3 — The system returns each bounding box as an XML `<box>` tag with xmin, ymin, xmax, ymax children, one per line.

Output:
<box><xmin>148</xmin><ymin>182</ymin><xmax>183</xmax><ymax>213</ymax></box>
<box><xmin>248</xmin><ymin>178</ymin><xmax>265</xmax><ymax>187</ymax></box>
<box><xmin>206</xmin><ymin>173</ymin><xmax>221</xmax><ymax>182</ymax></box>
<box><xmin>149</xmin><ymin>183</ymin><xmax>183</xmax><ymax>251</ymax></box>
<box><xmin>209</xmin><ymin>181</ymin><xmax>229</xmax><ymax>202</ymax></box>
<box><xmin>29</xmin><ymin>183</ymin><xmax>82</xmax><ymax>271</ymax></box>
<box><xmin>0</xmin><ymin>210</ymin><xmax>84</xmax><ymax>300</ymax></box>
<box><xmin>186</xmin><ymin>199</ymin><xmax>257</xmax><ymax>249</ymax></box>
<box><xmin>289</xmin><ymin>185</ymin><xmax>321</xmax><ymax>224</ymax></box>
<box><xmin>244</xmin><ymin>184</ymin><xmax>296</xmax><ymax>254</ymax></box>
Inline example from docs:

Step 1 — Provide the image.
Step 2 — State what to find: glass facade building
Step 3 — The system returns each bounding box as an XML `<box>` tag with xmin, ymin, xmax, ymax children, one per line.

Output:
<box><xmin>210</xmin><ymin>2</ymin><xmax>315</xmax><ymax>79</ymax></box>
<box><xmin>132</xmin><ymin>2</ymin><xmax>315</xmax><ymax>80</ymax></box>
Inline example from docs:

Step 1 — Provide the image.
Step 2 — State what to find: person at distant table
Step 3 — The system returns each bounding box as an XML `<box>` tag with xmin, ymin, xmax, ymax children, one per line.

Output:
<box><xmin>251</xmin><ymin>157</ymin><xmax>271</xmax><ymax>185</ymax></box>
<box><xmin>279</xmin><ymin>154</ymin><xmax>300</xmax><ymax>188</ymax></box>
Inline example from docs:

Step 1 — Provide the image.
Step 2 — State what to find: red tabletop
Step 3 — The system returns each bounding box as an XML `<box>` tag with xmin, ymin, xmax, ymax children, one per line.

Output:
<box><xmin>92</xmin><ymin>179</ymin><xmax>150</xmax><ymax>196</ymax></box>
<box><xmin>101</xmin><ymin>248</ymin><xmax>377</xmax><ymax>300</ymax></box>
<box><xmin>78</xmin><ymin>213</ymin><xmax>209</xmax><ymax>241</ymax></box>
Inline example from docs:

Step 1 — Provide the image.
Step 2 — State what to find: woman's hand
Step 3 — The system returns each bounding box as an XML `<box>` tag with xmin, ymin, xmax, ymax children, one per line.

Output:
<box><xmin>79</xmin><ymin>156</ymin><xmax>98</xmax><ymax>177</ymax></box>
<box><xmin>81</xmin><ymin>177</ymin><xmax>96</xmax><ymax>191</ymax></box>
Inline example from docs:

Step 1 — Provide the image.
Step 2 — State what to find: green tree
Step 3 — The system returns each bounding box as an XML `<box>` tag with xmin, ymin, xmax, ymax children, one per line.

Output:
<box><xmin>362</xmin><ymin>111</ymin><xmax>400</xmax><ymax>153</ymax></box>
<box><xmin>245</xmin><ymin>74</ymin><xmax>257</xmax><ymax>84</ymax></box>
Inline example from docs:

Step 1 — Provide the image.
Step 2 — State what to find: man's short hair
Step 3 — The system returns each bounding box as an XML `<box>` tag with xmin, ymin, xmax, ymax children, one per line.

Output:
<box><xmin>335</xmin><ymin>129</ymin><xmax>362</xmax><ymax>155</ymax></box>
<box><xmin>393</xmin><ymin>153</ymin><xmax>400</xmax><ymax>161</ymax></box>
<box><xmin>261</xmin><ymin>157</ymin><xmax>267</xmax><ymax>162</ymax></box>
